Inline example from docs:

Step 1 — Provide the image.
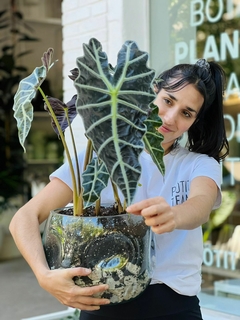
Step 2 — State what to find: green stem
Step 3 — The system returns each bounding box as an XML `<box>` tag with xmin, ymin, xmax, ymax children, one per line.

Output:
<box><xmin>65</xmin><ymin>109</ymin><xmax>82</xmax><ymax>213</ymax></box>
<box><xmin>84</xmin><ymin>139</ymin><xmax>93</xmax><ymax>171</ymax></box>
<box><xmin>95</xmin><ymin>198</ymin><xmax>100</xmax><ymax>215</ymax></box>
<box><xmin>111</xmin><ymin>180</ymin><xmax>123</xmax><ymax>213</ymax></box>
<box><xmin>38</xmin><ymin>87</ymin><xmax>83</xmax><ymax>215</ymax></box>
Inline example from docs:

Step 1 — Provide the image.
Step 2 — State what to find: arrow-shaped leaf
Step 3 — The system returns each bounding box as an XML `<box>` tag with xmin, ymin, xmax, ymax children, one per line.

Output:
<box><xmin>82</xmin><ymin>157</ymin><xmax>110</xmax><ymax>207</ymax></box>
<box><xmin>75</xmin><ymin>38</ymin><xmax>156</xmax><ymax>205</ymax></box>
<box><xmin>13</xmin><ymin>48</ymin><xmax>55</xmax><ymax>151</ymax></box>
<box><xmin>144</xmin><ymin>103</ymin><xmax>165</xmax><ymax>175</ymax></box>
<box><xmin>44</xmin><ymin>95</ymin><xmax>77</xmax><ymax>136</ymax></box>
<box><xmin>13</xmin><ymin>65</ymin><xmax>47</xmax><ymax>151</ymax></box>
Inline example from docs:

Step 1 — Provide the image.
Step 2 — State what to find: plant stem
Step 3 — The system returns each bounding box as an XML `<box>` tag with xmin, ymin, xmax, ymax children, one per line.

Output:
<box><xmin>65</xmin><ymin>109</ymin><xmax>83</xmax><ymax>214</ymax></box>
<box><xmin>38</xmin><ymin>87</ymin><xmax>83</xmax><ymax>215</ymax></box>
<box><xmin>111</xmin><ymin>180</ymin><xmax>123</xmax><ymax>213</ymax></box>
<box><xmin>84</xmin><ymin>139</ymin><xmax>93</xmax><ymax>171</ymax></box>
<box><xmin>95</xmin><ymin>199</ymin><xmax>100</xmax><ymax>215</ymax></box>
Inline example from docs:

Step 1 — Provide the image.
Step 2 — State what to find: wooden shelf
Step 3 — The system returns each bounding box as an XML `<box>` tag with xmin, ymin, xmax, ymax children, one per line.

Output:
<box><xmin>25</xmin><ymin>18</ymin><xmax>61</xmax><ymax>25</ymax></box>
<box><xmin>26</xmin><ymin>159</ymin><xmax>60</xmax><ymax>165</ymax></box>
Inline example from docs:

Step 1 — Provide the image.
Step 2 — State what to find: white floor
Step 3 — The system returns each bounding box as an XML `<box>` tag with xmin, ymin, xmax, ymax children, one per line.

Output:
<box><xmin>202</xmin><ymin>308</ymin><xmax>240</xmax><ymax>320</ymax></box>
<box><xmin>21</xmin><ymin>308</ymin><xmax>77</xmax><ymax>320</ymax></box>
<box><xmin>21</xmin><ymin>307</ymin><xmax>240</xmax><ymax>320</ymax></box>
<box><xmin>199</xmin><ymin>291</ymin><xmax>240</xmax><ymax>319</ymax></box>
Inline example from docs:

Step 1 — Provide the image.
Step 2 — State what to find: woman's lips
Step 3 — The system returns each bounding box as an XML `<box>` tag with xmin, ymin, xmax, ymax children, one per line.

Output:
<box><xmin>159</xmin><ymin>125</ymin><xmax>172</xmax><ymax>133</ymax></box>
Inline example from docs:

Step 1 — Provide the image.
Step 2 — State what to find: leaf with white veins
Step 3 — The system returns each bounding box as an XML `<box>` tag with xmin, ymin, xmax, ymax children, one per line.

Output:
<box><xmin>82</xmin><ymin>158</ymin><xmax>110</xmax><ymax>207</ymax></box>
<box><xmin>144</xmin><ymin>103</ymin><xmax>165</xmax><ymax>175</ymax></box>
<box><xmin>75</xmin><ymin>38</ymin><xmax>156</xmax><ymax>205</ymax></box>
<box><xmin>13</xmin><ymin>48</ymin><xmax>55</xmax><ymax>151</ymax></box>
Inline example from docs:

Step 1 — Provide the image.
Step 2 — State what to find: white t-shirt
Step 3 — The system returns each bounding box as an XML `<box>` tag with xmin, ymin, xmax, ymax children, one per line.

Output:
<box><xmin>50</xmin><ymin>146</ymin><xmax>221</xmax><ymax>296</ymax></box>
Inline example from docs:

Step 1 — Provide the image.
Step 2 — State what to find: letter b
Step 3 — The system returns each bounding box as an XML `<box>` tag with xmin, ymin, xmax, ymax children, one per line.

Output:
<box><xmin>190</xmin><ymin>0</ymin><xmax>204</xmax><ymax>26</ymax></box>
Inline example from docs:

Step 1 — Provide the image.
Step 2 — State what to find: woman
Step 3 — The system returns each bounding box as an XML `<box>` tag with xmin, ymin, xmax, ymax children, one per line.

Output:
<box><xmin>10</xmin><ymin>59</ymin><xmax>229</xmax><ymax>320</ymax></box>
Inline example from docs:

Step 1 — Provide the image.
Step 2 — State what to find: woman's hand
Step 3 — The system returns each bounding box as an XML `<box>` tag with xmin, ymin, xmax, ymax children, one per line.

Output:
<box><xmin>38</xmin><ymin>267</ymin><xmax>110</xmax><ymax>310</ymax></box>
<box><xmin>127</xmin><ymin>177</ymin><xmax>218</xmax><ymax>232</ymax></box>
<box><xmin>127</xmin><ymin>197</ymin><xmax>177</xmax><ymax>234</ymax></box>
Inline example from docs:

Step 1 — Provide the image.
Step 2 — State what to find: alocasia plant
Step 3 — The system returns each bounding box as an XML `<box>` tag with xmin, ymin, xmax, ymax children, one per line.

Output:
<box><xmin>13</xmin><ymin>38</ymin><xmax>165</xmax><ymax>216</ymax></box>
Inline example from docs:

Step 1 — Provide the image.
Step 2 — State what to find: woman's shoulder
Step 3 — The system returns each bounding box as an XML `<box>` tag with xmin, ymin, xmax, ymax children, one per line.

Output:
<box><xmin>169</xmin><ymin>146</ymin><xmax>219</xmax><ymax>164</ymax></box>
<box><xmin>139</xmin><ymin>146</ymin><xmax>219</xmax><ymax>167</ymax></box>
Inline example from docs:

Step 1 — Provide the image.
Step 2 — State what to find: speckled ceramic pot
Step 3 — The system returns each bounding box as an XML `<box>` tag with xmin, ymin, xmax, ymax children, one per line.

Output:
<box><xmin>42</xmin><ymin>207</ymin><xmax>152</xmax><ymax>304</ymax></box>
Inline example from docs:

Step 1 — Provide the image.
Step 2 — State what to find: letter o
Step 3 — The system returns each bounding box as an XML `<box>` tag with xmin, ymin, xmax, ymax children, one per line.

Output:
<box><xmin>203</xmin><ymin>247</ymin><xmax>214</xmax><ymax>266</ymax></box>
<box><xmin>206</xmin><ymin>0</ymin><xmax>223</xmax><ymax>23</ymax></box>
<box><xmin>224</xmin><ymin>114</ymin><xmax>235</xmax><ymax>141</ymax></box>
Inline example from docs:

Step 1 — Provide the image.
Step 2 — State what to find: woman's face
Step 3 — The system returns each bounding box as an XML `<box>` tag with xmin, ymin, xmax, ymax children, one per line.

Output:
<box><xmin>154</xmin><ymin>83</ymin><xmax>204</xmax><ymax>152</ymax></box>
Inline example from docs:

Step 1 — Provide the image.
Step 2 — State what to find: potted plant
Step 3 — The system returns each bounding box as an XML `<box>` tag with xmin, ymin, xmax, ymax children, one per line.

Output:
<box><xmin>12</xmin><ymin>38</ymin><xmax>165</xmax><ymax>304</ymax></box>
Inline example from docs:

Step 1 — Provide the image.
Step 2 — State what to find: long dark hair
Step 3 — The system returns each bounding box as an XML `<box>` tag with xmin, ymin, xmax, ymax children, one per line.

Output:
<box><xmin>154</xmin><ymin>60</ymin><xmax>229</xmax><ymax>162</ymax></box>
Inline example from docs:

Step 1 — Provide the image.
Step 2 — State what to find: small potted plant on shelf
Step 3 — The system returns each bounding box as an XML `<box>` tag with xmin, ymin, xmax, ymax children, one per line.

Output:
<box><xmin>13</xmin><ymin>38</ymin><xmax>165</xmax><ymax>304</ymax></box>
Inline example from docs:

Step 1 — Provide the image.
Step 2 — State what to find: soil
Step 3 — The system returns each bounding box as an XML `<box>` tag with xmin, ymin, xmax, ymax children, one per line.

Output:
<box><xmin>59</xmin><ymin>204</ymin><xmax>126</xmax><ymax>217</ymax></box>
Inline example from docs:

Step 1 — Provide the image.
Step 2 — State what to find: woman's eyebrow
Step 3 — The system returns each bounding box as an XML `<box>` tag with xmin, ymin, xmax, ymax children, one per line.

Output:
<box><xmin>167</xmin><ymin>92</ymin><xmax>198</xmax><ymax>114</ymax></box>
<box><xmin>167</xmin><ymin>92</ymin><xmax>177</xmax><ymax>101</ymax></box>
<box><xmin>186</xmin><ymin>106</ymin><xmax>198</xmax><ymax>114</ymax></box>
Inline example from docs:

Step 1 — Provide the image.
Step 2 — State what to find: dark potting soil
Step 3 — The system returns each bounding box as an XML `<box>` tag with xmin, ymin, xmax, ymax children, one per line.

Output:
<box><xmin>59</xmin><ymin>204</ymin><xmax>126</xmax><ymax>217</ymax></box>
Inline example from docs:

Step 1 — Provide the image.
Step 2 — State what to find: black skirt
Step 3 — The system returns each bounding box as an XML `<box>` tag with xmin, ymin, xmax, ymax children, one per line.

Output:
<box><xmin>79</xmin><ymin>283</ymin><xmax>203</xmax><ymax>320</ymax></box>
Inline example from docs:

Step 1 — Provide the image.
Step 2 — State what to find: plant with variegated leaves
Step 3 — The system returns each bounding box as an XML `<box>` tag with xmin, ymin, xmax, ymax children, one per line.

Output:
<box><xmin>13</xmin><ymin>38</ymin><xmax>165</xmax><ymax>216</ymax></box>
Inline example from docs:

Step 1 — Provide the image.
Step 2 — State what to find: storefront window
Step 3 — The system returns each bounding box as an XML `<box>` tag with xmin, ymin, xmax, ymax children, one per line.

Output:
<box><xmin>150</xmin><ymin>0</ymin><xmax>240</xmax><ymax>316</ymax></box>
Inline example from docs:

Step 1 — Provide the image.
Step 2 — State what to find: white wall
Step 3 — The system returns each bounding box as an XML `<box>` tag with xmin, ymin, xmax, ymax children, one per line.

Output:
<box><xmin>61</xmin><ymin>0</ymin><xmax>122</xmax><ymax>154</ymax></box>
<box><xmin>61</xmin><ymin>0</ymin><xmax>149</xmax><ymax>155</ymax></box>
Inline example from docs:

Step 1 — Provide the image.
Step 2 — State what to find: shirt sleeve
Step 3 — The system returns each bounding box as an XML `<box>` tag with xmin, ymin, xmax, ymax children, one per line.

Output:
<box><xmin>49</xmin><ymin>149</ymin><xmax>86</xmax><ymax>190</ymax></box>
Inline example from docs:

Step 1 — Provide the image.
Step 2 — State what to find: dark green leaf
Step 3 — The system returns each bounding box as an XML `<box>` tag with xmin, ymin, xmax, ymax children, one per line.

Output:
<box><xmin>82</xmin><ymin>157</ymin><xmax>110</xmax><ymax>207</ymax></box>
<box><xmin>69</xmin><ymin>68</ymin><xmax>79</xmax><ymax>81</ymax></box>
<box><xmin>14</xmin><ymin>66</ymin><xmax>28</xmax><ymax>72</ymax></box>
<box><xmin>75</xmin><ymin>38</ymin><xmax>155</xmax><ymax>205</ymax></box>
<box><xmin>12</xmin><ymin>49</ymin><xmax>55</xmax><ymax>153</ymax></box>
<box><xmin>19</xmin><ymin>35</ymin><xmax>39</xmax><ymax>42</ymax></box>
<box><xmin>13</xmin><ymin>65</ymin><xmax>47</xmax><ymax>151</ymax></box>
<box><xmin>0</xmin><ymin>23</ymin><xmax>9</xmax><ymax>29</ymax></box>
<box><xmin>13</xmin><ymin>11</ymin><xmax>23</xmax><ymax>20</ymax></box>
<box><xmin>2</xmin><ymin>45</ymin><xmax>14</xmax><ymax>52</ymax></box>
<box><xmin>0</xmin><ymin>54</ymin><xmax>15</xmax><ymax>73</ymax></box>
<box><xmin>41</xmin><ymin>48</ymin><xmax>55</xmax><ymax>71</ymax></box>
<box><xmin>10</xmin><ymin>28</ymin><xmax>19</xmax><ymax>34</ymax></box>
<box><xmin>143</xmin><ymin>103</ymin><xmax>165</xmax><ymax>175</ymax></box>
<box><xmin>0</xmin><ymin>10</ymin><xmax>7</xmax><ymax>18</ymax></box>
<box><xmin>44</xmin><ymin>96</ymin><xmax>77</xmax><ymax>135</ymax></box>
<box><xmin>17</xmin><ymin>50</ymin><xmax>33</xmax><ymax>58</ymax></box>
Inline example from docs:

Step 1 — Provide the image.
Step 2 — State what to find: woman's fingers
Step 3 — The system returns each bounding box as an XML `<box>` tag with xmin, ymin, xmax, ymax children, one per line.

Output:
<box><xmin>127</xmin><ymin>197</ymin><xmax>176</xmax><ymax>234</ymax></box>
<box><xmin>40</xmin><ymin>267</ymin><xmax>110</xmax><ymax>310</ymax></box>
<box><xmin>61</xmin><ymin>284</ymin><xmax>110</xmax><ymax>310</ymax></box>
<box><xmin>127</xmin><ymin>197</ymin><xmax>163</xmax><ymax>215</ymax></box>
